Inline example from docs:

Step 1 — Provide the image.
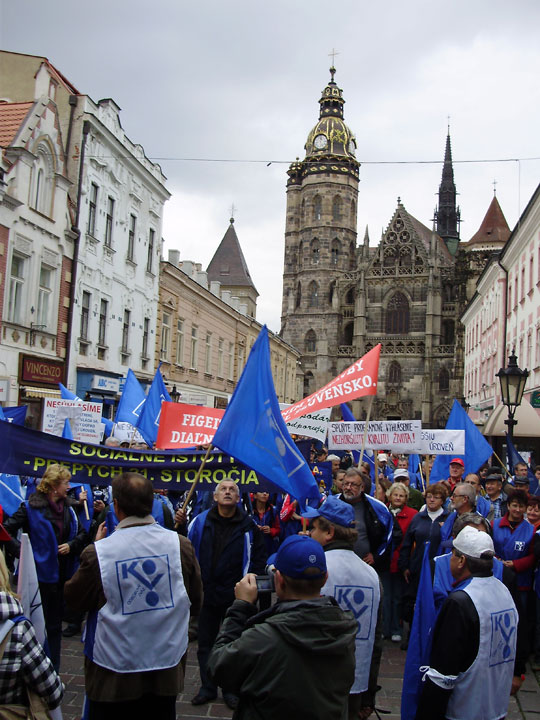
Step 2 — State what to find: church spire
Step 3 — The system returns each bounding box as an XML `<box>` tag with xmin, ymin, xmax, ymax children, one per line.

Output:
<box><xmin>435</xmin><ymin>130</ymin><xmax>461</xmax><ymax>256</ymax></box>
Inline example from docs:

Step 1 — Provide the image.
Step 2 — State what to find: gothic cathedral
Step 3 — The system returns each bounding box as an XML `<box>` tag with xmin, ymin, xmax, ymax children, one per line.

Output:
<box><xmin>280</xmin><ymin>67</ymin><xmax>492</xmax><ymax>426</ymax></box>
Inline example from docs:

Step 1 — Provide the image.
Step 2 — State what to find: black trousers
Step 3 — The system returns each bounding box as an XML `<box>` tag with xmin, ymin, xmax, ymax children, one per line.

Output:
<box><xmin>88</xmin><ymin>694</ymin><xmax>176</xmax><ymax>720</ymax></box>
<box><xmin>39</xmin><ymin>581</ymin><xmax>63</xmax><ymax>673</ymax></box>
<box><xmin>196</xmin><ymin>602</ymin><xmax>231</xmax><ymax>695</ymax></box>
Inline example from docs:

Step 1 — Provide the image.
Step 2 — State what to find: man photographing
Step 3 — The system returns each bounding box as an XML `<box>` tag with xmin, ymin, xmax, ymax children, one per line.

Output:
<box><xmin>207</xmin><ymin>534</ymin><xmax>357</xmax><ymax>719</ymax></box>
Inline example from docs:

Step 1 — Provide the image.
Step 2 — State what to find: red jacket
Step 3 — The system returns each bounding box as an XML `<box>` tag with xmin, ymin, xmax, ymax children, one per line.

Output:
<box><xmin>390</xmin><ymin>505</ymin><xmax>417</xmax><ymax>573</ymax></box>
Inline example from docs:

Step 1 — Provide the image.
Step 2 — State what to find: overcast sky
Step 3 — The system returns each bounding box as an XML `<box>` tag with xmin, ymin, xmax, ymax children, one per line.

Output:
<box><xmin>2</xmin><ymin>0</ymin><xmax>539</xmax><ymax>332</ymax></box>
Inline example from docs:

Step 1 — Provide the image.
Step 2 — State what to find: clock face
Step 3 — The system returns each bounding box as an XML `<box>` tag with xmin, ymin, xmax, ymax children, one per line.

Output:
<box><xmin>314</xmin><ymin>134</ymin><xmax>327</xmax><ymax>150</ymax></box>
<box><xmin>348</xmin><ymin>139</ymin><xmax>356</xmax><ymax>154</ymax></box>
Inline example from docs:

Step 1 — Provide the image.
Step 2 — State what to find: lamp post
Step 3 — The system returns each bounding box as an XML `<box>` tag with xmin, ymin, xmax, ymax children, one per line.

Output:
<box><xmin>496</xmin><ymin>350</ymin><xmax>529</xmax><ymax>439</ymax></box>
<box><xmin>170</xmin><ymin>385</ymin><xmax>181</xmax><ymax>403</ymax></box>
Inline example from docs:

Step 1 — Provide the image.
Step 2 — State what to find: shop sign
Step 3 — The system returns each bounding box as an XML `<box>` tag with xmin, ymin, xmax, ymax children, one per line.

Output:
<box><xmin>20</xmin><ymin>355</ymin><xmax>64</xmax><ymax>386</ymax></box>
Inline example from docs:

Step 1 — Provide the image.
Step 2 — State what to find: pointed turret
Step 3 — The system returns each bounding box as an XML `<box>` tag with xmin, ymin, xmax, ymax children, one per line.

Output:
<box><xmin>207</xmin><ymin>218</ymin><xmax>259</xmax><ymax>318</ymax></box>
<box><xmin>467</xmin><ymin>195</ymin><xmax>510</xmax><ymax>248</ymax></box>
<box><xmin>435</xmin><ymin>131</ymin><xmax>461</xmax><ymax>256</ymax></box>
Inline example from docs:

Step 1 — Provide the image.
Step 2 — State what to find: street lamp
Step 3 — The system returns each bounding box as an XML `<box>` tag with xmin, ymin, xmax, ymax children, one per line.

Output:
<box><xmin>170</xmin><ymin>385</ymin><xmax>181</xmax><ymax>403</ymax></box>
<box><xmin>496</xmin><ymin>350</ymin><xmax>529</xmax><ymax>439</ymax></box>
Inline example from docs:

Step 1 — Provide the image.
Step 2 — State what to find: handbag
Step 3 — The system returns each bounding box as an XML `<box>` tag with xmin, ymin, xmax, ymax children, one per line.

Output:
<box><xmin>0</xmin><ymin>624</ymin><xmax>53</xmax><ymax>720</ymax></box>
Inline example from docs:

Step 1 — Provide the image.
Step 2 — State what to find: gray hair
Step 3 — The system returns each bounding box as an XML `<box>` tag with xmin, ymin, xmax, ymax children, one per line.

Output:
<box><xmin>387</xmin><ymin>481</ymin><xmax>410</xmax><ymax>501</ymax></box>
<box><xmin>456</xmin><ymin>483</ymin><xmax>476</xmax><ymax>508</ymax></box>
<box><xmin>452</xmin><ymin>512</ymin><xmax>491</xmax><ymax>538</ymax></box>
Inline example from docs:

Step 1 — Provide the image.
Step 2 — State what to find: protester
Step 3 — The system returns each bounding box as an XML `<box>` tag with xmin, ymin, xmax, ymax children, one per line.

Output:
<box><xmin>64</xmin><ymin>472</ymin><xmax>203</xmax><ymax>719</ymax></box>
<box><xmin>332</xmin><ymin>468</ymin><xmax>346</xmax><ymax>495</ymax></box>
<box><xmin>416</xmin><ymin>526</ymin><xmax>518</xmax><ymax>720</ymax></box>
<box><xmin>393</xmin><ymin>468</ymin><xmax>424</xmax><ymax>511</ymax></box>
<box><xmin>485</xmin><ymin>468</ymin><xmax>508</xmax><ymax>521</ymax></box>
<box><xmin>305</xmin><ymin>496</ymin><xmax>382</xmax><ymax>720</ymax></box>
<box><xmin>207</xmin><ymin>535</ymin><xmax>357</xmax><ymax>719</ymax></box>
<box><xmin>0</xmin><ymin>550</ymin><xmax>64</xmax><ymax>712</ymax></box>
<box><xmin>441</xmin><ymin>457</ymin><xmax>465</xmax><ymax>495</ymax></box>
<box><xmin>4</xmin><ymin>464</ymin><xmax>87</xmax><ymax>671</ymax></box>
<box><xmin>250</xmin><ymin>491</ymin><xmax>280</xmax><ymax>559</ymax></box>
<box><xmin>383</xmin><ymin>482</ymin><xmax>417</xmax><ymax>643</ymax></box>
<box><xmin>527</xmin><ymin>495</ymin><xmax>540</xmax><ymax>529</ymax></box>
<box><xmin>463</xmin><ymin>473</ymin><xmax>491</xmax><ymax>517</ymax></box>
<box><xmin>187</xmin><ymin>479</ymin><xmax>266</xmax><ymax>709</ymax></box>
<box><xmin>512</xmin><ymin>461</ymin><xmax>531</xmax><ymax>490</ymax></box>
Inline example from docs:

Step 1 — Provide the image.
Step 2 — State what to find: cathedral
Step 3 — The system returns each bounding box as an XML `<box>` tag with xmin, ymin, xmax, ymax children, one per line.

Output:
<box><xmin>280</xmin><ymin>67</ymin><xmax>508</xmax><ymax>426</ymax></box>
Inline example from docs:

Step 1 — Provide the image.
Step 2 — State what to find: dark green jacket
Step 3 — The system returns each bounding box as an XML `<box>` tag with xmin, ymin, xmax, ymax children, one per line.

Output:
<box><xmin>208</xmin><ymin>596</ymin><xmax>357</xmax><ymax>719</ymax></box>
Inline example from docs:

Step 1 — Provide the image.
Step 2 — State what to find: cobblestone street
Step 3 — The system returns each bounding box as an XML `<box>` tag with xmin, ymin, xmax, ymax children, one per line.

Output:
<box><xmin>58</xmin><ymin>635</ymin><xmax>538</xmax><ymax>719</ymax></box>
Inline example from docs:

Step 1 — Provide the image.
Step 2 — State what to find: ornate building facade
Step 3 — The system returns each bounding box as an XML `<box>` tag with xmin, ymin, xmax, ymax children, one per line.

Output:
<box><xmin>280</xmin><ymin>68</ymin><xmax>501</xmax><ymax>426</ymax></box>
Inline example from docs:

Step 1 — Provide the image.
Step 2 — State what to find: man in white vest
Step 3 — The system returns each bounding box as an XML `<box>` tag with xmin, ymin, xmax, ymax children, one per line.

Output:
<box><xmin>304</xmin><ymin>495</ymin><xmax>382</xmax><ymax>720</ymax></box>
<box><xmin>416</xmin><ymin>526</ymin><xmax>518</xmax><ymax>720</ymax></box>
<box><xmin>64</xmin><ymin>472</ymin><xmax>203</xmax><ymax>720</ymax></box>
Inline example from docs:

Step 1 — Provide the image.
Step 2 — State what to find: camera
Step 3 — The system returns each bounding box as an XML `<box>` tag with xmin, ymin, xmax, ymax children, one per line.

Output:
<box><xmin>255</xmin><ymin>574</ymin><xmax>275</xmax><ymax>593</ymax></box>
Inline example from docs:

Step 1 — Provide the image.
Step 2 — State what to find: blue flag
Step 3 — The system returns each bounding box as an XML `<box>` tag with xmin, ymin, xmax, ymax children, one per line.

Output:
<box><xmin>0</xmin><ymin>474</ymin><xmax>25</xmax><ymax>515</ymax></box>
<box><xmin>408</xmin><ymin>453</ymin><xmax>422</xmax><ymax>490</ymax></box>
<box><xmin>59</xmin><ymin>383</ymin><xmax>82</xmax><ymax>401</ymax></box>
<box><xmin>62</xmin><ymin>419</ymin><xmax>73</xmax><ymax>440</ymax></box>
<box><xmin>2</xmin><ymin>406</ymin><xmax>27</xmax><ymax>426</ymax></box>
<box><xmin>401</xmin><ymin>541</ymin><xmax>436</xmax><ymax>720</ymax></box>
<box><xmin>0</xmin><ymin>406</ymin><xmax>5</xmax><ymax>421</ymax></box>
<box><xmin>506</xmin><ymin>433</ymin><xmax>539</xmax><ymax>494</ymax></box>
<box><xmin>136</xmin><ymin>365</ymin><xmax>171</xmax><ymax>447</ymax></box>
<box><xmin>340</xmin><ymin>403</ymin><xmax>362</xmax><ymax>466</ymax></box>
<box><xmin>212</xmin><ymin>326</ymin><xmax>320</xmax><ymax>505</ymax></box>
<box><xmin>115</xmin><ymin>369</ymin><xmax>146</xmax><ymax>425</ymax></box>
<box><xmin>430</xmin><ymin>400</ymin><xmax>493</xmax><ymax>483</ymax></box>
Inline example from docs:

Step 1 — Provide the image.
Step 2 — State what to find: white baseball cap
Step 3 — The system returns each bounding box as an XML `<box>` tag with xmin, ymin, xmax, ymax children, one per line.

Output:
<box><xmin>453</xmin><ymin>526</ymin><xmax>494</xmax><ymax>558</ymax></box>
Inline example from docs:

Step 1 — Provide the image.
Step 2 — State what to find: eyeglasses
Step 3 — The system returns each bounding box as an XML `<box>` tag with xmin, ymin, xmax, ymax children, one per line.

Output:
<box><xmin>425</xmin><ymin>493</ymin><xmax>442</xmax><ymax>499</ymax></box>
<box><xmin>342</xmin><ymin>481</ymin><xmax>363</xmax><ymax>489</ymax></box>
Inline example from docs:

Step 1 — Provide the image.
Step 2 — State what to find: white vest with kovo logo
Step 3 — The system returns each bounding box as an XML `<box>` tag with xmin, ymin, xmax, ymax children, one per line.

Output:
<box><xmin>426</xmin><ymin>576</ymin><xmax>517</xmax><ymax>720</ymax></box>
<box><xmin>93</xmin><ymin>521</ymin><xmax>190</xmax><ymax>673</ymax></box>
<box><xmin>322</xmin><ymin>548</ymin><xmax>380</xmax><ymax>693</ymax></box>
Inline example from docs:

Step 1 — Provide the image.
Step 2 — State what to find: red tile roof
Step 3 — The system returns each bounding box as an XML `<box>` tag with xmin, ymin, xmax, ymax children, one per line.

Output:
<box><xmin>468</xmin><ymin>196</ymin><xmax>511</xmax><ymax>246</ymax></box>
<box><xmin>0</xmin><ymin>102</ymin><xmax>33</xmax><ymax>148</ymax></box>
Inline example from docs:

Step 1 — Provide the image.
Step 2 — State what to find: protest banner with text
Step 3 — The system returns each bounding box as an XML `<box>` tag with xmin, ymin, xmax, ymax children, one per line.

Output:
<box><xmin>42</xmin><ymin>398</ymin><xmax>103</xmax><ymax>444</ymax></box>
<box><xmin>280</xmin><ymin>406</ymin><xmax>331</xmax><ymax>443</ymax></box>
<box><xmin>328</xmin><ymin>420</ymin><xmax>422</xmax><ymax>453</ymax></box>
<box><xmin>156</xmin><ymin>402</ymin><xmax>224</xmax><ymax>449</ymax></box>
<box><xmin>419</xmin><ymin>429</ymin><xmax>465</xmax><ymax>455</ymax></box>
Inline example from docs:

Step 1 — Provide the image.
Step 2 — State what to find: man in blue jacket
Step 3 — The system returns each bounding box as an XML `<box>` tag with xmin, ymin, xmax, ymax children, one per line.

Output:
<box><xmin>188</xmin><ymin>479</ymin><xmax>266</xmax><ymax>709</ymax></box>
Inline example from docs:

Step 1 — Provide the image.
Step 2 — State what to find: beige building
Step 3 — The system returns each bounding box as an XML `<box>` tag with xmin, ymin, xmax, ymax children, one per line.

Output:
<box><xmin>158</xmin><ymin>222</ymin><xmax>301</xmax><ymax>408</ymax></box>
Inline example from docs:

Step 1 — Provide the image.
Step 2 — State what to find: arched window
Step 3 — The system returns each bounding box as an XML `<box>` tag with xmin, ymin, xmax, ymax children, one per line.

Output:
<box><xmin>331</xmin><ymin>238</ymin><xmax>340</xmax><ymax>265</ymax></box>
<box><xmin>442</xmin><ymin>320</ymin><xmax>455</xmax><ymax>345</ymax></box>
<box><xmin>328</xmin><ymin>280</ymin><xmax>336</xmax><ymax>304</ymax></box>
<box><xmin>439</xmin><ymin>368</ymin><xmax>450</xmax><ymax>391</ymax></box>
<box><xmin>308</xmin><ymin>281</ymin><xmax>319</xmax><ymax>307</ymax></box>
<box><xmin>388</xmin><ymin>361</ymin><xmax>401</xmax><ymax>385</ymax></box>
<box><xmin>349</xmin><ymin>242</ymin><xmax>356</xmax><ymax>269</ymax></box>
<box><xmin>313</xmin><ymin>195</ymin><xmax>322</xmax><ymax>221</ymax></box>
<box><xmin>301</xmin><ymin>199</ymin><xmax>305</xmax><ymax>221</ymax></box>
<box><xmin>342</xmin><ymin>322</ymin><xmax>354</xmax><ymax>346</ymax></box>
<box><xmin>332</xmin><ymin>196</ymin><xmax>342</xmax><ymax>221</ymax></box>
<box><xmin>303</xmin><ymin>371</ymin><xmax>314</xmax><ymax>398</ymax></box>
<box><xmin>305</xmin><ymin>330</ymin><xmax>316</xmax><ymax>353</ymax></box>
<box><xmin>30</xmin><ymin>143</ymin><xmax>55</xmax><ymax>216</ymax></box>
<box><xmin>295</xmin><ymin>282</ymin><xmax>301</xmax><ymax>308</ymax></box>
<box><xmin>351</xmin><ymin>200</ymin><xmax>356</xmax><ymax>224</ymax></box>
<box><xmin>311</xmin><ymin>238</ymin><xmax>320</xmax><ymax>265</ymax></box>
<box><xmin>386</xmin><ymin>292</ymin><xmax>409</xmax><ymax>334</ymax></box>
<box><xmin>345</xmin><ymin>287</ymin><xmax>355</xmax><ymax>304</ymax></box>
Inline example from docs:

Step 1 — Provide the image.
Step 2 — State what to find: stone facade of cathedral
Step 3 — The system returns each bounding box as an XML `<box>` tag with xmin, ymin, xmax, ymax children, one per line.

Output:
<box><xmin>280</xmin><ymin>68</ymin><xmax>499</xmax><ymax>426</ymax></box>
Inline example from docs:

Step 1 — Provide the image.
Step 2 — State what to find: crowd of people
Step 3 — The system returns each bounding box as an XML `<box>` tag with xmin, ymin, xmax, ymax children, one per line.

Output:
<box><xmin>0</xmin><ymin>437</ymin><xmax>538</xmax><ymax>719</ymax></box>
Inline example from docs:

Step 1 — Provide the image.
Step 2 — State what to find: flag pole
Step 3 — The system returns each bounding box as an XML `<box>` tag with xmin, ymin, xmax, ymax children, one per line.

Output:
<box><xmin>83</xmin><ymin>499</ymin><xmax>90</xmax><ymax>521</ymax></box>
<box><xmin>491</xmin><ymin>450</ymin><xmax>512</xmax><ymax>479</ymax></box>
<box><xmin>174</xmin><ymin>444</ymin><xmax>215</xmax><ymax>528</ymax></box>
<box><xmin>358</xmin><ymin>395</ymin><xmax>374</xmax><ymax>468</ymax></box>
<box><xmin>374</xmin><ymin>452</ymin><xmax>380</xmax><ymax>498</ymax></box>
<box><xmin>424</xmin><ymin>456</ymin><xmax>430</xmax><ymax>492</ymax></box>
<box><xmin>418</xmin><ymin>457</ymin><xmax>426</xmax><ymax>493</ymax></box>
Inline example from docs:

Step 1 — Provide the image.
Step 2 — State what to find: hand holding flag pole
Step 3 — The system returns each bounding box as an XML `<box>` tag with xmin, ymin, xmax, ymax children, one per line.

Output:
<box><xmin>173</xmin><ymin>444</ymin><xmax>215</xmax><ymax>529</ymax></box>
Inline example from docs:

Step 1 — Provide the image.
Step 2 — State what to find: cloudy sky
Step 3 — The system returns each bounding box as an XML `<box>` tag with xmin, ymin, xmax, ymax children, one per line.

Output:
<box><xmin>2</xmin><ymin>0</ymin><xmax>539</xmax><ymax>331</ymax></box>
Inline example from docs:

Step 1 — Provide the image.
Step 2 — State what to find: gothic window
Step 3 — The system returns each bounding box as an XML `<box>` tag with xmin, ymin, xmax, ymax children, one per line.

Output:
<box><xmin>303</xmin><ymin>371</ymin><xmax>314</xmax><ymax>398</ymax></box>
<box><xmin>399</xmin><ymin>247</ymin><xmax>412</xmax><ymax>266</ymax></box>
<box><xmin>305</xmin><ymin>330</ymin><xmax>316</xmax><ymax>353</ymax></box>
<box><xmin>442</xmin><ymin>320</ymin><xmax>455</xmax><ymax>345</ymax></box>
<box><xmin>385</xmin><ymin>292</ymin><xmax>409</xmax><ymax>334</ymax></box>
<box><xmin>301</xmin><ymin>199</ymin><xmax>305</xmax><ymax>221</ymax></box>
<box><xmin>332</xmin><ymin>196</ymin><xmax>342</xmax><ymax>221</ymax></box>
<box><xmin>388</xmin><ymin>361</ymin><xmax>401</xmax><ymax>385</ymax></box>
<box><xmin>342</xmin><ymin>322</ymin><xmax>354</xmax><ymax>346</ymax></box>
<box><xmin>345</xmin><ymin>287</ymin><xmax>355</xmax><ymax>304</ymax></box>
<box><xmin>295</xmin><ymin>282</ymin><xmax>301</xmax><ymax>308</ymax></box>
<box><xmin>438</xmin><ymin>368</ymin><xmax>450</xmax><ymax>391</ymax></box>
<box><xmin>30</xmin><ymin>142</ymin><xmax>55</xmax><ymax>216</ymax></box>
<box><xmin>383</xmin><ymin>248</ymin><xmax>396</xmax><ymax>267</ymax></box>
<box><xmin>311</xmin><ymin>238</ymin><xmax>320</xmax><ymax>265</ymax></box>
<box><xmin>308</xmin><ymin>281</ymin><xmax>319</xmax><ymax>307</ymax></box>
<box><xmin>313</xmin><ymin>195</ymin><xmax>322</xmax><ymax>221</ymax></box>
<box><xmin>328</xmin><ymin>280</ymin><xmax>336</xmax><ymax>304</ymax></box>
<box><xmin>351</xmin><ymin>200</ymin><xmax>356</xmax><ymax>224</ymax></box>
<box><xmin>444</xmin><ymin>285</ymin><xmax>453</xmax><ymax>303</ymax></box>
<box><xmin>331</xmin><ymin>239</ymin><xmax>340</xmax><ymax>265</ymax></box>
<box><xmin>349</xmin><ymin>241</ymin><xmax>356</xmax><ymax>269</ymax></box>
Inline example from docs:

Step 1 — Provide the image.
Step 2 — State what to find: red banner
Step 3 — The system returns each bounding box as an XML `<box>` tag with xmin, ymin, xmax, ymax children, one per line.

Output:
<box><xmin>281</xmin><ymin>344</ymin><xmax>381</xmax><ymax>423</ymax></box>
<box><xmin>155</xmin><ymin>402</ymin><xmax>224</xmax><ymax>449</ymax></box>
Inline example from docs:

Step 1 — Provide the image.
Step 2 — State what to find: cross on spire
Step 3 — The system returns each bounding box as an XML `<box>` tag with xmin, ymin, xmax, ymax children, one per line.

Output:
<box><xmin>492</xmin><ymin>179</ymin><xmax>497</xmax><ymax>196</ymax></box>
<box><xmin>328</xmin><ymin>48</ymin><xmax>340</xmax><ymax>66</ymax></box>
<box><xmin>229</xmin><ymin>203</ymin><xmax>236</xmax><ymax>223</ymax></box>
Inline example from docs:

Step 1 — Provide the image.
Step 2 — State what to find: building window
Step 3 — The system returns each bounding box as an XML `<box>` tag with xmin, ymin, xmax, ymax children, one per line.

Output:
<box><xmin>176</xmin><ymin>319</ymin><xmax>184</xmax><ymax>365</ymax></box>
<box><xmin>385</xmin><ymin>292</ymin><xmax>409</xmax><ymax>334</ymax></box>
<box><xmin>218</xmin><ymin>338</ymin><xmax>224</xmax><ymax>376</ymax></box>
<box><xmin>98</xmin><ymin>299</ymin><xmax>108</xmax><ymax>346</ymax></box>
<box><xmin>442</xmin><ymin>320</ymin><xmax>455</xmax><ymax>345</ymax></box>
<box><xmin>439</xmin><ymin>367</ymin><xmax>450</xmax><ymax>391</ymax></box>
<box><xmin>147</xmin><ymin>229</ymin><xmax>155</xmax><ymax>273</ymax></box>
<box><xmin>305</xmin><ymin>330</ymin><xmax>316</xmax><ymax>353</ymax></box>
<box><xmin>342</xmin><ymin>322</ymin><xmax>354</xmax><ymax>346</ymax></box>
<box><xmin>332</xmin><ymin>196</ymin><xmax>341</xmax><ymax>221</ymax></box>
<box><xmin>31</xmin><ymin>146</ymin><xmax>53</xmax><ymax>216</ymax></box>
<box><xmin>331</xmin><ymin>239</ymin><xmax>340</xmax><ymax>265</ymax></box>
<box><xmin>228</xmin><ymin>342</ymin><xmax>234</xmax><ymax>380</ymax></box>
<box><xmin>308</xmin><ymin>281</ymin><xmax>319</xmax><ymax>307</ymax></box>
<box><xmin>190</xmin><ymin>326</ymin><xmax>198</xmax><ymax>369</ymax></box>
<box><xmin>388</xmin><ymin>361</ymin><xmax>401</xmax><ymax>385</ymax></box>
<box><xmin>128</xmin><ymin>214</ymin><xmax>136</xmax><ymax>261</ymax></box>
<box><xmin>161</xmin><ymin>312</ymin><xmax>171</xmax><ymax>360</ymax></box>
<box><xmin>295</xmin><ymin>282</ymin><xmax>301</xmax><ymax>308</ymax></box>
<box><xmin>37</xmin><ymin>265</ymin><xmax>53</xmax><ymax>328</ymax></box>
<box><xmin>142</xmin><ymin>317</ymin><xmax>150</xmax><ymax>359</ymax></box>
<box><xmin>88</xmin><ymin>183</ymin><xmax>98</xmax><ymax>236</ymax></box>
<box><xmin>80</xmin><ymin>291</ymin><xmax>91</xmax><ymax>340</ymax></box>
<box><xmin>238</xmin><ymin>345</ymin><xmax>245</xmax><ymax>374</ymax></box>
<box><xmin>205</xmin><ymin>332</ymin><xmax>212</xmax><ymax>374</ymax></box>
<box><xmin>122</xmin><ymin>310</ymin><xmax>131</xmax><ymax>354</ymax></box>
<box><xmin>313</xmin><ymin>195</ymin><xmax>322</xmax><ymax>221</ymax></box>
<box><xmin>8</xmin><ymin>254</ymin><xmax>26</xmax><ymax>324</ymax></box>
<box><xmin>311</xmin><ymin>239</ymin><xmax>319</xmax><ymax>265</ymax></box>
<box><xmin>104</xmin><ymin>197</ymin><xmax>114</xmax><ymax>247</ymax></box>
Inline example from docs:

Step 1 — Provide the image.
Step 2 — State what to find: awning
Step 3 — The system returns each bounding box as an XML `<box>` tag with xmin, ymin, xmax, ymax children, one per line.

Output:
<box><xmin>22</xmin><ymin>386</ymin><xmax>62</xmax><ymax>399</ymax></box>
<box><xmin>482</xmin><ymin>399</ymin><xmax>540</xmax><ymax>437</ymax></box>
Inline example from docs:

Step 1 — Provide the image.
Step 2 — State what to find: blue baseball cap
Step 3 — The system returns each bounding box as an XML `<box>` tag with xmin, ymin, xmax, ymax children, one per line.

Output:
<box><xmin>302</xmin><ymin>495</ymin><xmax>355</xmax><ymax>528</ymax></box>
<box><xmin>273</xmin><ymin>535</ymin><xmax>327</xmax><ymax>579</ymax></box>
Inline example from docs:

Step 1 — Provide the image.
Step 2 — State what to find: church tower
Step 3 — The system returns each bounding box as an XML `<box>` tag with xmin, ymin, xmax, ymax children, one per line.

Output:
<box><xmin>435</xmin><ymin>131</ymin><xmax>461</xmax><ymax>256</ymax></box>
<box><xmin>281</xmin><ymin>67</ymin><xmax>359</xmax><ymax>395</ymax></box>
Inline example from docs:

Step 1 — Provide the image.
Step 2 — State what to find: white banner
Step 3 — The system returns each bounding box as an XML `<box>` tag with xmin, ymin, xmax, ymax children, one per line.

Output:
<box><xmin>281</xmin><ymin>406</ymin><xmax>331</xmax><ymax>443</ymax></box>
<box><xmin>42</xmin><ymin>398</ymin><xmax>103</xmax><ymax>444</ymax></box>
<box><xmin>419</xmin><ymin>429</ymin><xmax>465</xmax><ymax>455</ymax></box>
<box><xmin>328</xmin><ymin>420</ymin><xmax>422</xmax><ymax>452</ymax></box>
